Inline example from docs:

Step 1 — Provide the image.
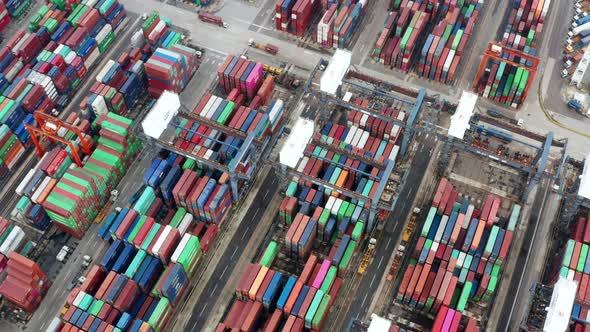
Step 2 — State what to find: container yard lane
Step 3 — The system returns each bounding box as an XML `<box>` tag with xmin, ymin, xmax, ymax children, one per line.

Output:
<box><xmin>183</xmin><ymin>171</ymin><xmax>279</xmax><ymax>332</ymax></box>
<box><xmin>335</xmin><ymin>134</ymin><xmax>436</xmax><ymax>330</ymax></box>
<box><xmin>496</xmin><ymin>177</ymin><xmax>553</xmax><ymax>331</ymax></box>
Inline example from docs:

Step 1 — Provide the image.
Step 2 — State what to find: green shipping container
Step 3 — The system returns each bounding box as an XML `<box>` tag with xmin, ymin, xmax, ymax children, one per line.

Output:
<box><xmin>148</xmin><ymin>297</ymin><xmax>171</xmax><ymax>331</ymax></box>
<box><xmin>312</xmin><ymin>293</ymin><xmax>331</xmax><ymax>330</ymax></box>
<box><xmin>563</xmin><ymin>240</ymin><xmax>575</xmax><ymax>267</ymax></box>
<box><xmin>319</xmin><ymin>266</ymin><xmax>337</xmax><ymax>294</ymax></box>
<box><xmin>421</xmin><ymin>207</ymin><xmax>437</xmax><ymax>237</ymax></box>
<box><xmin>305</xmin><ymin>290</ymin><xmax>325</xmax><ymax>328</ymax></box>
<box><xmin>88</xmin><ymin>299</ymin><xmax>104</xmax><ymax>316</ymax></box>
<box><xmin>351</xmin><ymin>222</ymin><xmax>364</xmax><ymax>241</ymax></box>
<box><xmin>286</xmin><ymin>182</ymin><xmax>298</xmax><ymax>197</ymax></box>
<box><xmin>125</xmin><ymin>250</ymin><xmax>147</xmax><ymax>279</ymax></box>
<box><xmin>484</xmin><ymin>226</ymin><xmax>499</xmax><ymax>257</ymax></box>
<box><xmin>141</xmin><ymin>224</ymin><xmax>161</xmax><ymax>251</ymax></box>
<box><xmin>579</xmin><ymin>244</ymin><xmax>590</xmax><ymax>273</ymax></box>
<box><xmin>339</xmin><ymin>240</ymin><xmax>357</xmax><ymax>272</ymax></box>
<box><xmin>456</xmin><ymin>282</ymin><xmax>472</xmax><ymax>312</ymax></box>
<box><xmin>260</xmin><ymin>241</ymin><xmax>279</xmax><ymax>268</ymax></box>
<box><xmin>169</xmin><ymin>208</ymin><xmax>187</xmax><ymax>228</ymax></box>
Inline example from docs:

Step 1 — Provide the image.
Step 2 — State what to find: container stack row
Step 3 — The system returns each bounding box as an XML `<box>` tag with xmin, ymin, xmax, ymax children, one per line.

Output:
<box><xmin>217</xmin><ymin>55</ymin><xmax>264</xmax><ymax>101</ymax></box>
<box><xmin>42</xmin><ymin>112</ymin><xmax>141</xmax><ymax>238</ymax></box>
<box><xmin>347</xmin><ymin>96</ymin><xmax>406</xmax><ymax>141</ymax></box>
<box><xmin>558</xmin><ymin>216</ymin><xmax>590</xmax><ymax>323</ymax></box>
<box><xmin>295</xmin><ymin>120</ymin><xmax>400</xmax><ymax>199</ymax></box>
<box><xmin>397</xmin><ymin>178</ymin><xmax>520</xmax><ymax>317</ymax></box>
<box><xmin>0</xmin><ymin>217</ymin><xmax>32</xmax><ymax>260</ymax></box>
<box><xmin>56</xmin><ymin>150</ymin><xmax>227</xmax><ymax>331</ymax></box>
<box><xmin>431</xmin><ymin>305</ymin><xmax>480</xmax><ymax>332</ymax></box>
<box><xmin>474</xmin><ymin>61</ymin><xmax>531</xmax><ymax>108</ymax></box>
<box><xmin>0</xmin><ymin>251</ymin><xmax>48</xmax><ymax>313</ymax></box>
<box><xmin>217</xmin><ymin>251</ymin><xmax>343</xmax><ymax>331</ymax></box>
<box><xmin>140</xmin><ymin>11</ymin><xmax>184</xmax><ymax>49</ymax></box>
<box><xmin>83</xmin><ymin>54</ymin><xmax>146</xmax><ymax>118</ymax></box>
<box><xmin>373</xmin><ymin>0</ymin><xmax>482</xmax><ymax>84</ymax></box>
<box><xmin>0</xmin><ymin>0</ymin><xmax>127</xmax><ymax>176</ymax></box>
<box><xmin>145</xmin><ymin>45</ymin><xmax>199</xmax><ymax>98</ymax></box>
<box><xmin>500</xmin><ymin>0</ymin><xmax>550</xmax><ymax>56</ymax></box>
<box><xmin>13</xmin><ymin>112</ymin><xmax>92</xmax><ymax>231</ymax></box>
<box><xmin>0</xmin><ymin>1</ymin><xmax>12</xmax><ymax>32</ymax></box>
<box><xmin>315</xmin><ymin>1</ymin><xmax>367</xmax><ymax>49</ymax></box>
<box><xmin>474</xmin><ymin>0</ymin><xmax>550</xmax><ymax>108</ymax></box>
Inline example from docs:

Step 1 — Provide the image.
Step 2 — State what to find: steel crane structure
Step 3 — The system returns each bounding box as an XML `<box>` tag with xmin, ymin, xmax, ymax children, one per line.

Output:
<box><xmin>25</xmin><ymin>111</ymin><xmax>93</xmax><ymax>167</ymax></box>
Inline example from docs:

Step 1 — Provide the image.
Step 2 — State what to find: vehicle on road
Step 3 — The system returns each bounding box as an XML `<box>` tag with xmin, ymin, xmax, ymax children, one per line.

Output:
<box><xmin>198</xmin><ymin>12</ymin><xmax>229</xmax><ymax>28</ymax></box>
<box><xmin>248</xmin><ymin>38</ymin><xmax>279</xmax><ymax>55</ymax></box>
<box><xmin>568</xmin><ymin>98</ymin><xmax>583</xmax><ymax>113</ymax></box>
<box><xmin>56</xmin><ymin>245</ymin><xmax>71</xmax><ymax>263</ymax></box>
<box><xmin>81</xmin><ymin>255</ymin><xmax>92</xmax><ymax>268</ymax></box>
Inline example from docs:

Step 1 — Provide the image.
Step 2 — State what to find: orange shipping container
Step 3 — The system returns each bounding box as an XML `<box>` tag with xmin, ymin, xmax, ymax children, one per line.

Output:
<box><xmin>284</xmin><ymin>281</ymin><xmax>304</xmax><ymax>316</ymax></box>
<box><xmin>248</xmin><ymin>266</ymin><xmax>269</xmax><ymax>300</ymax></box>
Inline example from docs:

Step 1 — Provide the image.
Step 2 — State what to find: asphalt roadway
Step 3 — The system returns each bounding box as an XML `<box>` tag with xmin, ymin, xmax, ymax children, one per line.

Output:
<box><xmin>496</xmin><ymin>178</ymin><xmax>551</xmax><ymax>332</ymax></box>
<box><xmin>184</xmin><ymin>171</ymin><xmax>278</xmax><ymax>331</ymax></box>
<box><xmin>339</xmin><ymin>135</ymin><xmax>436</xmax><ymax>329</ymax></box>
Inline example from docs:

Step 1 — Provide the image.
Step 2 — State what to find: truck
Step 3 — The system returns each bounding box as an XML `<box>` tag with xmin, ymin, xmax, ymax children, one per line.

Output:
<box><xmin>568</xmin><ymin>99</ymin><xmax>583</xmax><ymax>113</ymax></box>
<box><xmin>248</xmin><ymin>38</ymin><xmax>279</xmax><ymax>55</ymax></box>
<box><xmin>198</xmin><ymin>12</ymin><xmax>229</xmax><ymax>28</ymax></box>
<box><xmin>56</xmin><ymin>245</ymin><xmax>72</xmax><ymax>262</ymax></box>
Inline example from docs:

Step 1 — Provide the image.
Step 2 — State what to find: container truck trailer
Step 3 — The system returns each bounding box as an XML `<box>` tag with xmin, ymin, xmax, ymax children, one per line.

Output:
<box><xmin>198</xmin><ymin>12</ymin><xmax>229</xmax><ymax>28</ymax></box>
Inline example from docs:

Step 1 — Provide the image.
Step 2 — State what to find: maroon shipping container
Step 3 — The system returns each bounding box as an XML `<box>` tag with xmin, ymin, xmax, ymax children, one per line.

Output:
<box><xmin>80</xmin><ymin>265</ymin><xmax>106</xmax><ymax>296</ymax></box>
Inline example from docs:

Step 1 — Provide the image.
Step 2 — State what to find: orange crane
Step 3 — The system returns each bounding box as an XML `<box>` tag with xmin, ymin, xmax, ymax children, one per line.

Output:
<box><xmin>25</xmin><ymin>111</ymin><xmax>93</xmax><ymax>167</ymax></box>
<box><xmin>473</xmin><ymin>42</ymin><xmax>540</xmax><ymax>106</ymax></box>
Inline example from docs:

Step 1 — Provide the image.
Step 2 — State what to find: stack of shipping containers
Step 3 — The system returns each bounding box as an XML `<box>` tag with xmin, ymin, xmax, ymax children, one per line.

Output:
<box><xmin>53</xmin><ymin>140</ymin><xmax>255</xmax><ymax>330</ymax></box>
<box><xmin>276</xmin><ymin>0</ymin><xmax>368</xmax><ymax>49</ymax></box>
<box><xmin>397</xmin><ymin>178</ymin><xmax>521</xmax><ymax>328</ymax></box>
<box><xmin>215</xmin><ymin>91</ymin><xmax>408</xmax><ymax>330</ymax></box>
<box><xmin>0</xmin><ymin>0</ymin><xmax>127</xmax><ymax>179</ymax></box>
<box><xmin>373</xmin><ymin>0</ymin><xmax>482</xmax><ymax>84</ymax></box>
<box><xmin>474</xmin><ymin>0</ymin><xmax>551</xmax><ymax>108</ymax></box>
<box><xmin>12</xmin><ymin>112</ymin><xmax>87</xmax><ymax>232</ymax></box>
<box><xmin>431</xmin><ymin>305</ymin><xmax>480</xmax><ymax>331</ymax></box>
<box><xmin>0</xmin><ymin>251</ymin><xmax>49</xmax><ymax>312</ymax></box>
<box><xmin>558</xmin><ymin>215</ymin><xmax>590</xmax><ymax>327</ymax></box>
<box><xmin>41</xmin><ymin>112</ymin><xmax>141</xmax><ymax>238</ymax></box>
<box><xmin>0</xmin><ymin>0</ymin><xmax>33</xmax><ymax>33</ymax></box>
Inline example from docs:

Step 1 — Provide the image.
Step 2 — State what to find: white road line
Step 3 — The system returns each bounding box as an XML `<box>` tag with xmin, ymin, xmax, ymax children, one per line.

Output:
<box><xmin>263</xmin><ymin>189</ymin><xmax>270</xmax><ymax>200</ymax></box>
<box><xmin>361</xmin><ymin>293</ymin><xmax>368</xmax><ymax>307</ymax></box>
<box><xmin>198</xmin><ymin>303</ymin><xmax>209</xmax><ymax>317</ymax></box>
<box><xmin>241</xmin><ymin>226</ymin><xmax>250</xmax><ymax>240</ymax></box>
<box><xmin>369</xmin><ymin>274</ymin><xmax>377</xmax><ymax>288</ymax></box>
<box><xmin>253</xmin><ymin>208</ymin><xmax>261</xmax><ymax>220</ymax></box>
<box><xmin>377</xmin><ymin>256</ymin><xmax>384</xmax><ymax>269</ymax></box>
<box><xmin>212</xmin><ymin>283</ymin><xmax>218</xmax><ymax>294</ymax></box>
<box><xmin>221</xmin><ymin>265</ymin><xmax>229</xmax><ymax>278</ymax></box>
<box><xmin>386</xmin><ymin>237</ymin><xmax>392</xmax><ymax>249</ymax></box>
<box><xmin>231</xmin><ymin>246</ymin><xmax>239</xmax><ymax>259</ymax></box>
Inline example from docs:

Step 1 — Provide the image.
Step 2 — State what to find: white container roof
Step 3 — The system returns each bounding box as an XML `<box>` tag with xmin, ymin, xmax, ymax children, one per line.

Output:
<box><xmin>279</xmin><ymin>117</ymin><xmax>314</xmax><ymax>168</ymax></box>
<box><xmin>448</xmin><ymin>91</ymin><xmax>477</xmax><ymax>139</ymax></box>
<box><xmin>543</xmin><ymin>277</ymin><xmax>577</xmax><ymax>332</ymax></box>
<box><xmin>579</xmin><ymin>151</ymin><xmax>590</xmax><ymax>199</ymax></box>
<box><xmin>320</xmin><ymin>49</ymin><xmax>352</xmax><ymax>95</ymax></box>
<box><xmin>142</xmin><ymin>91</ymin><xmax>180</xmax><ymax>139</ymax></box>
<box><xmin>368</xmin><ymin>314</ymin><xmax>392</xmax><ymax>332</ymax></box>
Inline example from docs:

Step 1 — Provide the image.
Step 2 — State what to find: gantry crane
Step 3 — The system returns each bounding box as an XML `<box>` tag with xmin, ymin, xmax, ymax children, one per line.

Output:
<box><xmin>25</xmin><ymin>111</ymin><xmax>93</xmax><ymax>167</ymax></box>
<box><xmin>473</xmin><ymin>42</ymin><xmax>540</xmax><ymax>107</ymax></box>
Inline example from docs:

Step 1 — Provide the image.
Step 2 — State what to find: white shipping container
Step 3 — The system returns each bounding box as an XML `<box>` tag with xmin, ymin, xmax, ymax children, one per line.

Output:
<box><xmin>358</xmin><ymin>131</ymin><xmax>369</xmax><ymax>149</ymax></box>
<box><xmin>152</xmin><ymin>225</ymin><xmax>172</xmax><ymax>258</ymax></box>
<box><xmin>434</xmin><ymin>215</ymin><xmax>448</xmax><ymax>243</ymax></box>
<box><xmin>96</xmin><ymin>60</ymin><xmax>116</xmax><ymax>84</ymax></box>
<box><xmin>331</xmin><ymin>198</ymin><xmax>342</xmax><ymax>216</ymax></box>
<box><xmin>31</xmin><ymin>176</ymin><xmax>51</xmax><ymax>204</ymax></box>
<box><xmin>148</xmin><ymin>21</ymin><xmax>166</xmax><ymax>42</ymax></box>
<box><xmin>92</xmin><ymin>95</ymin><xmax>108</xmax><ymax>116</ymax></box>
<box><xmin>85</xmin><ymin>47</ymin><xmax>101</xmax><ymax>68</ymax></box>
<box><xmin>73</xmin><ymin>291</ymin><xmax>87</xmax><ymax>307</ymax></box>
<box><xmin>388</xmin><ymin>144</ymin><xmax>400</xmax><ymax>163</ymax></box>
<box><xmin>178</xmin><ymin>214</ymin><xmax>194</xmax><ymax>236</ymax></box>
<box><xmin>6</xmin><ymin>60</ymin><xmax>23</xmax><ymax>81</ymax></box>
<box><xmin>0</xmin><ymin>226</ymin><xmax>24</xmax><ymax>255</ymax></box>
<box><xmin>443</xmin><ymin>50</ymin><xmax>455</xmax><ymax>72</ymax></box>
<box><xmin>464</xmin><ymin>205</ymin><xmax>475</xmax><ymax>228</ymax></box>
<box><xmin>12</xmin><ymin>32</ymin><xmax>30</xmax><ymax>55</ymax></box>
<box><xmin>131</xmin><ymin>30</ymin><xmax>144</xmax><ymax>49</ymax></box>
<box><xmin>171</xmin><ymin>234</ymin><xmax>191</xmax><ymax>263</ymax></box>
<box><xmin>326</xmin><ymin>196</ymin><xmax>335</xmax><ymax>212</ymax></box>
<box><xmin>297</xmin><ymin>156</ymin><xmax>308</xmax><ymax>173</ymax></box>
<box><xmin>16</xmin><ymin>169</ymin><xmax>35</xmax><ymax>197</ymax></box>
<box><xmin>344</xmin><ymin>126</ymin><xmax>356</xmax><ymax>145</ymax></box>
